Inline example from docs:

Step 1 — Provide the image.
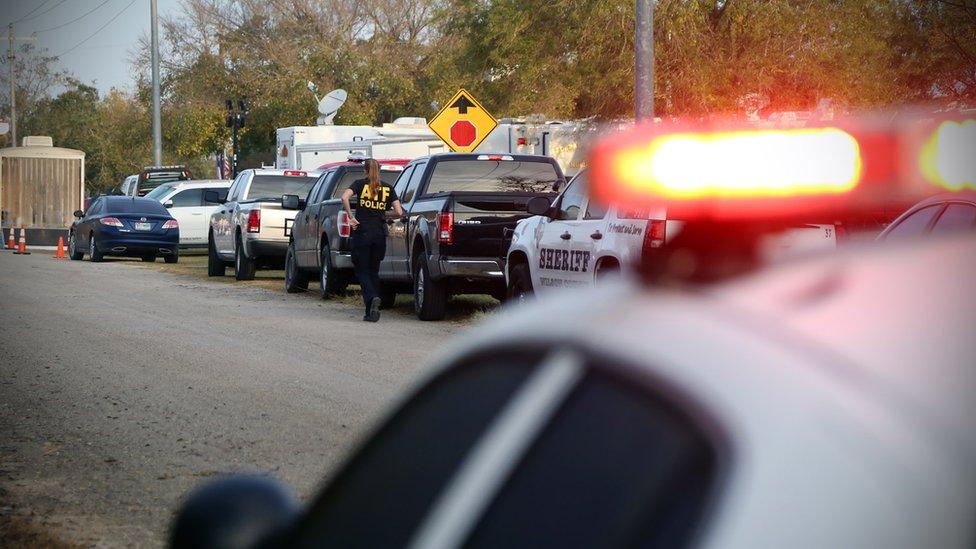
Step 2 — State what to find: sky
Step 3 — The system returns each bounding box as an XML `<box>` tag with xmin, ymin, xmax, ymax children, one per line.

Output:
<box><xmin>1</xmin><ymin>0</ymin><xmax>183</xmax><ymax>94</ymax></box>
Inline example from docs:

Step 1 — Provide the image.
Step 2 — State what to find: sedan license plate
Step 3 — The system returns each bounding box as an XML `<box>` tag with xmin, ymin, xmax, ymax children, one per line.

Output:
<box><xmin>134</xmin><ymin>222</ymin><xmax>152</xmax><ymax>231</ymax></box>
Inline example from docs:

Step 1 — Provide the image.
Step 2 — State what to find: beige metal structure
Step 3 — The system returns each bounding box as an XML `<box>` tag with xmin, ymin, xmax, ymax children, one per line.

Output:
<box><xmin>0</xmin><ymin>137</ymin><xmax>85</xmax><ymax>232</ymax></box>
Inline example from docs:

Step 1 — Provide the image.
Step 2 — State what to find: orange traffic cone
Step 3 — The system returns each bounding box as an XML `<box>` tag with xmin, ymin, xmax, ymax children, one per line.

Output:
<box><xmin>5</xmin><ymin>227</ymin><xmax>13</xmax><ymax>250</ymax></box>
<box><xmin>53</xmin><ymin>236</ymin><xmax>66</xmax><ymax>259</ymax></box>
<box><xmin>13</xmin><ymin>227</ymin><xmax>30</xmax><ymax>255</ymax></box>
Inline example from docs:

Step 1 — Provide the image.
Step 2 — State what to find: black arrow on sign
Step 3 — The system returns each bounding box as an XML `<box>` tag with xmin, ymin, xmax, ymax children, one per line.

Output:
<box><xmin>450</xmin><ymin>95</ymin><xmax>475</xmax><ymax>114</ymax></box>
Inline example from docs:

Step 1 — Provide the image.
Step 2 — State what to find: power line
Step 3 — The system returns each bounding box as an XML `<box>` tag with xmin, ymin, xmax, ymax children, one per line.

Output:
<box><xmin>10</xmin><ymin>0</ymin><xmax>50</xmax><ymax>24</ymax></box>
<box><xmin>15</xmin><ymin>0</ymin><xmax>69</xmax><ymax>24</ymax></box>
<box><xmin>36</xmin><ymin>0</ymin><xmax>116</xmax><ymax>34</ymax></box>
<box><xmin>55</xmin><ymin>0</ymin><xmax>138</xmax><ymax>58</ymax></box>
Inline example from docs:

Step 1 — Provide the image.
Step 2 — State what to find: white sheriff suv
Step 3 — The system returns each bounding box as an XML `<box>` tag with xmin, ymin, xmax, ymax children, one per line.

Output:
<box><xmin>505</xmin><ymin>169</ymin><xmax>677</xmax><ymax>299</ymax></box>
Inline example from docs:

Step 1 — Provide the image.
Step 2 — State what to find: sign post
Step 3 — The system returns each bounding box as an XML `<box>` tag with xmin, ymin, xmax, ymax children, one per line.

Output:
<box><xmin>428</xmin><ymin>89</ymin><xmax>498</xmax><ymax>153</ymax></box>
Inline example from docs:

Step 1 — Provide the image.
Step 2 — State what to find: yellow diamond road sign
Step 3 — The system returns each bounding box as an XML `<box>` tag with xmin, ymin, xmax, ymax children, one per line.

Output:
<box><xmin>428</xmin><ymin>89</ymin><xmax>498</xmax><ymax>153</ymax></box>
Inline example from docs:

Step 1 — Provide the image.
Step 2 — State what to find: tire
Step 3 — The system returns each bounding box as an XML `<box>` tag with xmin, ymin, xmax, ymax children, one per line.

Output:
<box><xmin>141</xmin><ymin>255</ymin><xmax>156</xmax><ymax>262</ymax></box>
<box><xmin>207</xmin><ymin>232</ymin><xmax>226</xmax><ymax>277</ymax></box>
<box><xmin>507</xmin><ymin>262</ymin><xmax>533</xmax><ymax>304</ymax></box>
<box><xmin>164</xmin><ymin>250</ymin><xmax>179</xmax><ymax>264</ymax></box>
<box><xmin>413</xmin><ymin>258</ymin><xmax>448</xmax><ymax>321</ymax></box>
<box><xmin>318</xmin><ymin>243</ymin><xmax>345</xmax><ymax>299</ymax></box>
<box><xmin>379</xmin><ymin>286</ymin><xmax>397</xmax><ymax>309</ymax></box>
<box><xmin>88</xmin><ymin>233</ymin><xmax>103</xmax><ymax>262</ymax></box>
<box><xmin>68</xmin><ymin>232</ymin><xmax>84</xmax><ymax>260</ymax></box>
<box><xmin>234</xmin><ymin>235</ymin><xmax>256</xmax><ymax>281</ymax></box>
<box><xmin>284</xmin><ymin>243</ymin><xmax>309</xmax><ymax>293</ymax></box>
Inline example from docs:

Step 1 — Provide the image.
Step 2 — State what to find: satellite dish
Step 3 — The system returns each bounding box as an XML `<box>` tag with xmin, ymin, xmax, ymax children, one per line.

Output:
<box><xmin>317</xmin><ymin>89</ymin><xmax>347</xmax><ymax>125</ymax></box>
<box><xmin>0</xmin><ymin>122</ymin><xmax>8</xmax><ymax>136</ymax></box>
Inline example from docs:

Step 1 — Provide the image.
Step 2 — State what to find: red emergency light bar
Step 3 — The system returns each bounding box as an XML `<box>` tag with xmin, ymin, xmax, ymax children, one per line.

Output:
<box><xmin>589</xmin><ymin>110</ymin><xmax>975</xmax><ymax>221</ymax></box>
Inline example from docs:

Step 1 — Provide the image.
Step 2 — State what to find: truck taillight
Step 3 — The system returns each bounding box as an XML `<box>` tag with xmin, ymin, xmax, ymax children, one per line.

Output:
<box><xmin>247</xmin><ymin>210</ymin><xmax>261</xmax><ymax>233</ymax></box>
<box><xmin>338</xmin><ymin>211</ymin><xmax>351</xmax><ymax>237</ymax></box>
<box><xmin>643</xmin><ymin>220</ymin><xmax>666</xmax><ymax>255</ymax></box>
<box><xmin>438</xmin><ymin>212</ymin><xmax>454</xmax><ymax>244</ymax></box>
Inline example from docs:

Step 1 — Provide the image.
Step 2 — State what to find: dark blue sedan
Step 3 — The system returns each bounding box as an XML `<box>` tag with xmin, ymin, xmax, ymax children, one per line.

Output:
<box><xmin>69</xmin><ymin>196</ymin><xmax>180</xmax><ymax>263</ymax></box>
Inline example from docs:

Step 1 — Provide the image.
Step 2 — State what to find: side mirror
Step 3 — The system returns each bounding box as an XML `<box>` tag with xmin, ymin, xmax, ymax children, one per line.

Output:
<box><xmin>204</xmin><ymin>190</ymin><xmax>226</xmax><ymax>205</ymax></box>
<box><xmin>281</xmin><ymin>194</ymin><xmax>303</xmax><ymax>210</ymax></box>
<box><xmin>526</xmin><ymin>196</ymin><xmax>552</xmax><ymax>217</ymax></box>
<box><xmin>163</xmin><ymin>200</ymin><xmax>174</xmax><ymax>209</ymax></box>
<box><xmin>171</xmin><ymin>475</ymin><xmax>299</xmax><ymax>548</ymax></box>
<box><xmin>73</xmin><ymin>210</ymin><xmax>84</xmax><ymax>218</ymax></box>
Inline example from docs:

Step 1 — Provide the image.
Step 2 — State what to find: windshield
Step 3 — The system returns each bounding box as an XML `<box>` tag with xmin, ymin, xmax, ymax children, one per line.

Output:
<box><xmin>144</xmin><ymin>184</ymin><xmax>176</xmax><ymax>201</ymax></box>
<box><xmin>425</xmin><ymin>160</ymin><xmax>560</xmax><ymax>194</ymax></box>
<box><xmin>245</xmin><ymin>175</ymin><xmax>318</xmax><ymax>201</ymax></box>
<box><xmin>104</xmin><ymin>198</ymin><xmax>170</xmax><ymax>215</ymax></box>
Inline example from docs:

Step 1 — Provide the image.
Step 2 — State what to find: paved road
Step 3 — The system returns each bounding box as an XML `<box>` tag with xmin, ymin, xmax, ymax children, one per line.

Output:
<box><xmin>0</xmin><ymin>251</ymin><xmax>472</xmax><ymax>547</ymax></box>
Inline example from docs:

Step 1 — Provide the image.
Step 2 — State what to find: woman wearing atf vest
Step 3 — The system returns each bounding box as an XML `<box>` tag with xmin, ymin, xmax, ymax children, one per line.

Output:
<box><xmin>341</xmin><ymin>159</ymin><xmax>404</xmax><ymax>322</ymax></box>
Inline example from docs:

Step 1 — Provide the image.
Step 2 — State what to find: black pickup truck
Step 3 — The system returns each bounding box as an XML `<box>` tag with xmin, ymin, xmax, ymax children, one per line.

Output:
<box><xmin>281</xmin><ymin>159</ymin><xmax>408</xmax><ymax>297</ymax></box>
<box><xmin>380</xmin><ymin>153</ymin><xmax>565</xmax><ymax>320</ymax></box>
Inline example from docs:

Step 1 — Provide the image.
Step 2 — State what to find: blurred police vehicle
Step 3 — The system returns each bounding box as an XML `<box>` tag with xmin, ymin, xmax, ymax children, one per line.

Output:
<box><xmin>171</xmin><ymin>110</ymin><xmax>976</xmax><ymax>549</ymax></box>
<box><xmin>877</xmin><ymin>190</ymin><xmax>976</xmax><ymax>241</ymax></box>
<box><xmin>144</xmin><ymin>180</ymin><xmax>231</xmax><ymax>249</ymax></box>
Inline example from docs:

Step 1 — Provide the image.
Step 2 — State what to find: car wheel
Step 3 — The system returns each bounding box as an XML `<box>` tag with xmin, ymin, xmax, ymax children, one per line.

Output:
<box><xmin>507</xmin><ymin>262</ymin><xmax>533</xmax><ymax>304</ymax></box>
<box><xmin>319</xmin><ymin>243</ymin><xmax>345</xmax><ymax>299</ymax></box>
<box><xmin>68</xmin><ymin>232</ymin><xmax>84</xmax><ymax>260</ymax></box>
<box><xmin>413</xmin><ymin>258</ymin><xmax>447</xmax><ymax>321</ymax></box>
<box><xmin>141</xmin><ymin>255</ymin><xmax>156</xmax><ymax>262</ymax></box>
<box><xmin>234</xmin><ymin>235</ymin><xmax>256</xmax><ymax>281</ymax></box>
<box><xmin>164</xmin><ymin>250</ymin><xmax>179</xmax><ymax>264</ymax></box>
<box><xmin>88</xmin><ymin>233</ymin><xmax>103</xmax><ymax>262</ymax></box>
<box><xmin>284</xmin><ymin>243</ymin><xmax>309</xmax><ymax>293</ymax></box>
<box><xmin>207</xmin><ymin>232</ymin><xmax>226</xmax><ymax>277</ymax></box>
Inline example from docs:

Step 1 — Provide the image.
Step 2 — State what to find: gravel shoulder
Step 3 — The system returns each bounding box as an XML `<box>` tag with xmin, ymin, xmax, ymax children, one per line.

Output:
<box><xmin>0</xmin><ymin>250</ymin><xmax>493</xmax><ymax>546</ymax></box>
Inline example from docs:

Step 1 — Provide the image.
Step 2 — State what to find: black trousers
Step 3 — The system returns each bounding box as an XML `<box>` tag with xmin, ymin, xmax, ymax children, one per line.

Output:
<box><xmin>351</xmin><ymin>226</ymin><xmax>386</xmax><ymax>308</ymax></box>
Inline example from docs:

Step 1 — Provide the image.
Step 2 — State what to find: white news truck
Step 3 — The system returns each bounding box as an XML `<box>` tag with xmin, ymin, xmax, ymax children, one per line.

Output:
<box><xmin>276</xmin><ymin>118</ymin><xmax>448</xmax><ymax>170</ymax></box>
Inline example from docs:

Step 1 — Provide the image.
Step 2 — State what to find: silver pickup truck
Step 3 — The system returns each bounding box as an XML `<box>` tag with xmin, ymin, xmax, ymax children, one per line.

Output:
<box><xmin>206</xmin><ymin>168</ymin><xmax>321</xmax><ymax>280</ymax></box>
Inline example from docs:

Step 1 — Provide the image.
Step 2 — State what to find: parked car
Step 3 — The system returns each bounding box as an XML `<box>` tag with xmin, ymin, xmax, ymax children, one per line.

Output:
<box><xmin>378</xmin><ymin>153</ymin><xmax>565</xmax><ymax>320</ymax></box>
<box><xmin>144</xmin><ymin>180</ymin><xmax>231</xmax><ymax>249</ymax></box>
<box><xmin>282</xmin><ymin>158</ymin><xmax>409</xmax><ymax>297</ymax></box>
<box><xmin>207</xmin><ymin>168</ymin><xmax>321</xmax><ymax>280</ymax></box>
<box><xmin>68</xmin><ymin>196</ymin><xmax>179</xmax><ymax>263</ymax></box>
<box><xmin>132</xmin><ymin>165</ymin><xmax>192</xmax><ymax>197</ymax></box>
<box><xmin>877</xmin><ymin>191</ymin><xmax>976</xmax><ymax>241</ymax></box>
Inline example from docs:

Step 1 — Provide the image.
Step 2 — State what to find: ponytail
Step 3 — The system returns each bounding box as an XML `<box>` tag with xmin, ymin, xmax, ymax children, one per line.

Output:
<box><xmin>366</xmin><ymin>159</ymin><xmax>381</xmax><ymax>196</ymax></box>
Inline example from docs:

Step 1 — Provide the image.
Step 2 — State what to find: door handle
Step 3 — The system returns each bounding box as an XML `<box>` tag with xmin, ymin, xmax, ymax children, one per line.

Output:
<box><xmin>191</xmin><ymin>213</ymin><xmax>203</xmax><ymax>216</ymax></box>
<box><xmin>590</xmin><ymin>231</ymin><xmax>603</xmax><ymax>240</ymax></box>
<box><xmin>560</xmin><ymin>232</ymin><xmax>571</xmax><ymax>240</ymax></box>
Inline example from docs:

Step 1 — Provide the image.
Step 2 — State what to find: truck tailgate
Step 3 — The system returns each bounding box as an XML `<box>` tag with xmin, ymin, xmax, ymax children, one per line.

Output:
<box><xmin>448</xmin><ymin>192</ymin><xmax>557</xmax><ymax>259</ymax></box>
<box><xmin>253</xmin><ymin>202</ymin><xmax>298</xmax><ymax>242</ymax></box>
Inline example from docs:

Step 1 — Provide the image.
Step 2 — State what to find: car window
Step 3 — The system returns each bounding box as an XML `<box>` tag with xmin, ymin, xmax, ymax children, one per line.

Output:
<box><xmin>86</xmin><ymin>198</ymin><xmax>102</xmax><ymax>216</ymax></box>
<box><xmin>227</xmin><ymin>173</ymin><xmax>246</xmax><ymax>202</ymax></box>
<box><xmin>169</xmin><ymin>188</ymin><xmax>204</xmax><ymax>207</ymax></box>
<box><xmin>571</xmin><ymin>173</ymin><xmax>606</xmax><ymax>220</ymax></box>
<box><xmin>883</xmin><ymin>205</ymin><xmax>942</xmax><ymax>240</ymax></box>
<box><xmin>401</xmin><ymin>162</ymin><xmax>427</xmax><ymax>204</ymax></box>
<box><xmin>290</xmin><ymin>348</ymin><xmax>547</xmax><ymax>547</ymax></box>
<box><xmin>144</xmin><ymin>184</ymin><xmax>177</xmax><ymax>201</ymax></box>
<box><xmin>556</xmin><ymin>174</ymin><xmax>587</xmax><ymax>221</ymax></box>
<box><xmin>930</xmin><ymin>203</ymin><xmax>976</xmax><ymax>234</ymax></box>
<box><xmin>105</xmin><ymin>198</ymin><xmax>170</xmax><ymax>215</ymax></box>
<box><xmin>393</xmin><ymin>165</ymin><xmax>416</xmax><ymax>200</ymax></box>
<box><xmin>328</xmin><ymin>169</ymin><xmax>402</xmax><ymax>200</ymax></box>
<box><xmin>424</xmin><ymin>160</ymin><xmax>559</xmax><ymax>195</ymax></box>
<box><xmin>245</xmin><ymin>175</ymin><xmax>318</xmax><ymax>201</ymax></box>
<box><xmin>306</xmin><ymin>177</ymin><xmax>326</xmax><ymax>204</ymax></box>
<box><xmin>467</xmin><ymin>368</ymin><xmax>718</xmax><ymax>549</ymax></box>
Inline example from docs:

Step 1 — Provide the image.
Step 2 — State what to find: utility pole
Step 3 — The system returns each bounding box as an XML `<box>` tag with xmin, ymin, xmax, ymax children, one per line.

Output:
<box><xmin>635</xmin><ymin>0</ymin><xmax>654</xmax><ymax>121</ymax></box>
<box><xmin>150</xmin><ymin>0</ymin><xmax>162</xmax><ymax>164</ymax></box>
<box><xmin>6</xmin><ymin>24</ymin><xmax>36</xmax><ymax>147</ymax></box>
<box><xmin>225</xmin><ymin>99</ymin><xmax>247</xmax><ymax>177</ymax></box>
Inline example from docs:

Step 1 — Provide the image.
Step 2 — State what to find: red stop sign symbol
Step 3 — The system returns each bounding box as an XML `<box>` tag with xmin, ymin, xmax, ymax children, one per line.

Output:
<box><xmin>450</xmin><ymin>120</ymin><xmax>477</xmax><ymax>147</ymax></box>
